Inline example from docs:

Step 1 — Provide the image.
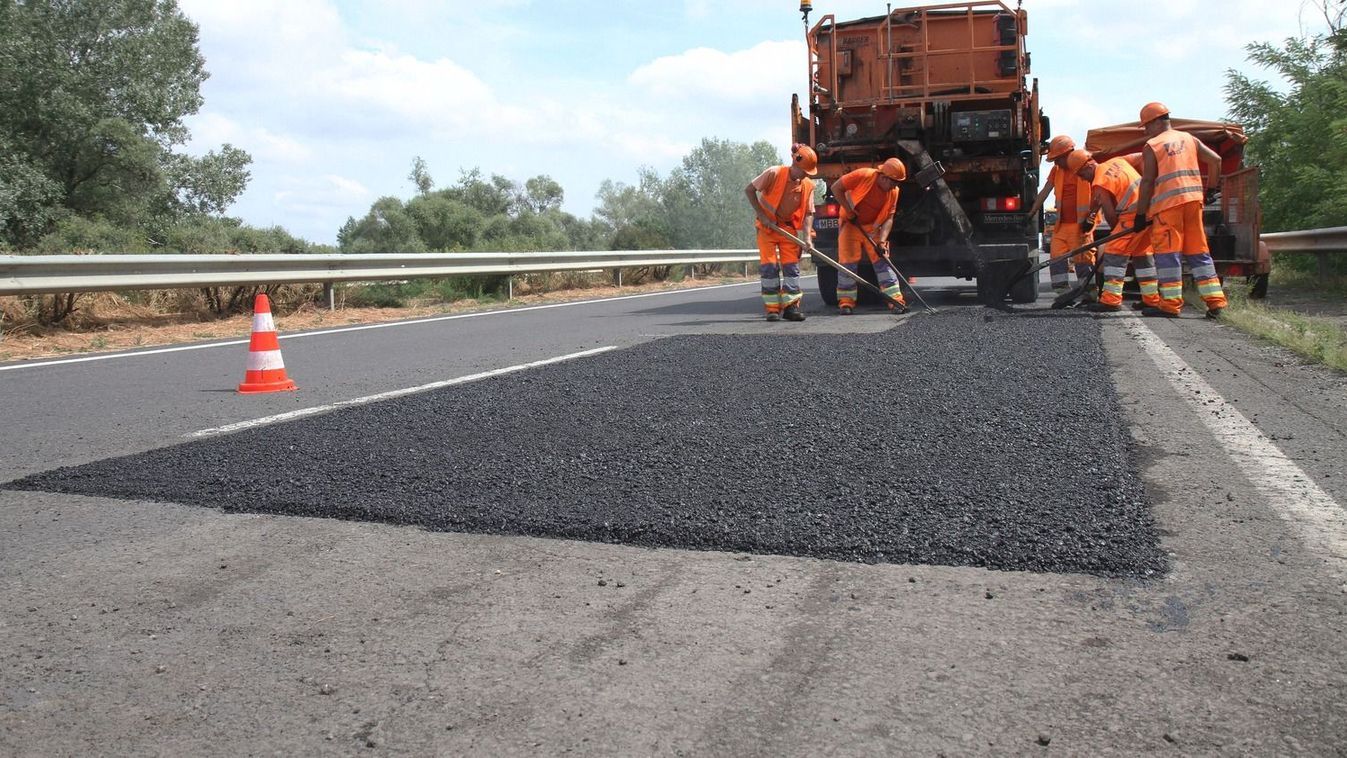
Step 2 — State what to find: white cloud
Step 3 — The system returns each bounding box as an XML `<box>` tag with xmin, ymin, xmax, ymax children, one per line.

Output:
<box><xmin>273</xmin><ymin>174</ymin><xmax>372</xmax><ymax>223</ymax></box>
<box><xmin>629</xmin><ymin>40</ymin><xmax>804</xmax><ymax>103</ymax></box>
<box><xmin>186</xmin><ymin>113</ymin><xmax>314</xmax><ymax>164</ymax></box>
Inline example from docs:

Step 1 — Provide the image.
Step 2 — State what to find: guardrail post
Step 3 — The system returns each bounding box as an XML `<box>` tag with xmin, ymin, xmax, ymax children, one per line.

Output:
<box><xmin>617</xmin><ymin>269</ymin><xmax>623</xmax><ymax>287</ymax></box>
<box><xmin>1319</xmin><ymin>252</ymin><xmax>1330</xmax><ymax>280</ymax></box>
<box><xmin>507</xmin><ymin>275</ymin><xmax>514</xmax><ymax>300</ymax></box>
<box><xmin>324</xmin><ymin>282</ymin><xmax>335</xmax><ymax>311</ymax></box>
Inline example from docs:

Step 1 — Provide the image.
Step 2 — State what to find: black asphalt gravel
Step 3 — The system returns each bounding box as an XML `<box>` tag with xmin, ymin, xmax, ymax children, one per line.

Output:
<box><xmin>7</xmin><ymin>310</ymin><xmax>1165</xmax><ymax>577</ymax></box>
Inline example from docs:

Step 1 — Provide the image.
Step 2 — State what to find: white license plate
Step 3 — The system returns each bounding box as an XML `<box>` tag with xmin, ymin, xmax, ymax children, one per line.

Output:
<box><xmin>816</xmin><ymin>218</ymin><xmax>839</xmax><ymax>229</ymax></box>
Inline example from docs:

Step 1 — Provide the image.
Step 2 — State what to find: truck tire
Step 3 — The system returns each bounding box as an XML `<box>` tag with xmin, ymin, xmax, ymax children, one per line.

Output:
<box><xmin>1009</xmin><ymin>271</ymin><xmax>1039</xmax><ymax>304</ymax></box>
<box><xmin>1248</xmin><ymin>273</ymin><xmax>1269</xmax><ymax>299</ymax></box>
<box><xmin>816</xmin><ymin>262</ymin><xmax>838</xmax><ymax>306</ymax></box>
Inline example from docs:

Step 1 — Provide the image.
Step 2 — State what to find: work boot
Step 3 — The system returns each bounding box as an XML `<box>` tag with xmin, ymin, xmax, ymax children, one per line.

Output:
<box><xmin>765</xmin><ymin>312</ymin><xmax>781</xmax><ymax>322</ymax></box>
<box><xmin>1083</xmin><ymin>302</ymin><xmax>1120</xmax><ymax>313</ymax></box>
<box><xmin>783</xmin><ymin>305</ymin><xmax>806</xmax><ymax>322</ymax></box>
<box><xmin>889</xmin><ymin>302</ymin><xmax>910</xmax><ymax>315</ymax></box>
<box><xmin>1141</xmin><ymin>306</ymin><xmax>1178</xmax><ymax>319</ymax></box>
<box><xmin>1130</xmin><ymin>301</ymin><xmax>1148</xmax><ymax>311</ymax></box>
<box><xmin>1205</xmin><ymin>307</ymin><xmax>1224</xmax><ymax>320</ymax></box>
<box><xmin>838</xmin><ymin>306</ymin><xmax>853</xmax><ymax>315</ymax></box>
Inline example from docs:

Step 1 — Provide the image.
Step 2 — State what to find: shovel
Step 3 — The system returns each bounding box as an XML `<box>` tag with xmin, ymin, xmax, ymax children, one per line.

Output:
<box><xmin>848</xmin><ymin>220</ymin><xmax>939</xmax><ymax>315</ymax></box>
<box><xmin>762</xmin><ymin>219</ymin><xmax>914</xmax><ymax>315</ymax></box>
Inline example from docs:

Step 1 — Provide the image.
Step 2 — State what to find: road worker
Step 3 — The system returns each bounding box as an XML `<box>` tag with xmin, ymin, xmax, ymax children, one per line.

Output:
<box><xmin>1065</xmin><ymin>149</ymin><xmax>1161</xmax><ymax>312</ymax></box>
<box><xmin>830</xmin><ymin>157</ymin><xmax>908</xmax><ymax>314</ymax></box>
<box><xmin>745</xmin><ymin>145</ymin><xmax>817</xmax><ymax>322</ymax></box>
<box><xmin>1026</xmin><ymin>135</ymin><xmax>1097</xmax><ymax>292</ymax></box>
<box><xmin>1134</xmin><ymin>102</ymin><xmax>1227</xmax><ymax>318</ymax></box>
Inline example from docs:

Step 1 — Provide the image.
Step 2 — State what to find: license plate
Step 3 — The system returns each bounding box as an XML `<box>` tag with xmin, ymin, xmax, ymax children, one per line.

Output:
<box><xmin>816</xmin><ymin>218</ymin><xmax>839</xmax><ymax>229</ymax></box>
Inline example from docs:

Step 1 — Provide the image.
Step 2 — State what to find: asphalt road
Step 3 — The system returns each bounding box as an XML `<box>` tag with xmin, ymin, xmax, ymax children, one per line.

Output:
<box><xmin>2</xmin><ymin>277</ymin><xmax>1345</xmax><ymax>756</ymax></box>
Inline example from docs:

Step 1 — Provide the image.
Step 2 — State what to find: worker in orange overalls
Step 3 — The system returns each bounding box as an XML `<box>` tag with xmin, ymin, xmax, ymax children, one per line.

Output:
<box><xmin>830</xmin><ymin>157</ymin><xmax>908</xmax><ymax>314</ymax></box>
<box><xmin>745</xmin><ymin>145</ymin><xmax>817</xmax><ymax>321</ymax></box>
<box><xmin>1135</xmin><ymin>102</ymin><xmax>1227</xmax><ymax>318</ymax></box>
<box><xmin>1027</xmin><ymin>135</ymin><xmax>1097</xmax><ymax>292</ymax></box>
<box><xmin>1064</xmin><ymin>149</ymin><xmax>1161</xmax><ymax>312</ymax></box>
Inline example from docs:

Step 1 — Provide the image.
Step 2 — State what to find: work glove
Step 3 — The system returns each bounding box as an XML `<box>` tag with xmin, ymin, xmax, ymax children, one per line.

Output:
<box><xmin>1078</xmin><ymin>218</ymin><xmax>1095</xmax><ymax>234</ymax></box>
<box><xmin>1204</xmin><ymin>187</ymin><xmax>1222</xmax><ymax>205</ymax></box>
<box><xmin>1131</xmin><ymin>213</ymin><xmax>1150</xmax><ymax>232</ymax></box>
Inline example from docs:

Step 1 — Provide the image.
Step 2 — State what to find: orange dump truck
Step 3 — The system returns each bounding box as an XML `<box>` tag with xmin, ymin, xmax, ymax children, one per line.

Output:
<box><xmin>794</xmin><ymin>1</ymin><xmax>1048</xmax><ymax>304</ymax></box>
<box><xmin>1085</xmin><ymin>119</ymin><xmax>1271</xmax><ymax>298</ymax></box>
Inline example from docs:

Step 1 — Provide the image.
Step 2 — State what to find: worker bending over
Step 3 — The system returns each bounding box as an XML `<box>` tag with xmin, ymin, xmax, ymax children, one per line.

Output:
<box><xmin>1065</xmin><ymin>149</ymin><xmax>1161</xmax><ymax>312</ymax></box>
<box><xmin>830</xmin><ymin>158</ymin><xmax>908</xmax><ymax>314</ymax></box>
<box><xmin>1135</xmin><ymin>102</ymin><xmax>1227</xmax><ymax>318</ymax></box>
<box><xmin>745</xmin><ymin>145</ymin><xmax>817</xmax><ymax>321</ymax></box>
<box><xmin>1027</xmin><ymin>135</ymin><xmax>1097</xmax><ymax>291</ymax></box>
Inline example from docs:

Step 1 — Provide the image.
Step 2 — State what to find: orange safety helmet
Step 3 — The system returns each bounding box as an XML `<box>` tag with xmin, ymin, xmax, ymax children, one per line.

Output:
<box><xmin>1065</xmin><ymin>149</ymin><xmax>1094</xmax><ymax>174</ymax></box>
<box><xmin>1140</xmin><ymin>102</ymin><xmax>1170</xmax><ymax>125</ymax></box>
<box><xmin>1045</xmin><ymin>134</ymin><xmax>1075</xmax><ymax>161</ymax></box>
<box><xmin>879</xmin><ymin>157</ymin><xmax>907</xmax><ymax>181</ymax></box>
<box><xmin>791</xmin><ymin>144</ymin><xmax>819</xmax><ymax>176</ymax></box>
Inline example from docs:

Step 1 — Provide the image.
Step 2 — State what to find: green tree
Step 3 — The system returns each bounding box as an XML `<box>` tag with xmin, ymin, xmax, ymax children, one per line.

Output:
<box><xmin>1225</xmin><ymin>8</ymin><xmax>1347</xmax><ymax>232</ymax></box>
<box><xmin>662</xmin><ymin>138</ymin><xmax>780</xmax><ymax>249</ymax></box>
<box><xmin>0</xmin><ymin>0</ymin><xmax>251</xmax><ymax>245</ymax></box>
<box><xmin>594</xmin><ymin>169</ymin><xmax>673</xmax><ymax>250</ymax></box>
<box><xmin>338</xmin><ymin>196</ymin><xmax>429</xmax><ymax>253</ymax></box>
<box><xmin>408</xmin><ymin>156</ymin><xmax>434</xmax><ymax>195</ymax></box>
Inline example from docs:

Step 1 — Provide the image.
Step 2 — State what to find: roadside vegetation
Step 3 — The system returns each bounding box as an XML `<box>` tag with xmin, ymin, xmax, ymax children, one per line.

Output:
<box><xmin>1218</xmin><ymin>3</ymin><xmax>1347</xmax><ymax>372</ymax></box>
<box><xmin>0</xmin><ymin>0</ymin><xmax>777</xmax><ymax>342</ymax></box>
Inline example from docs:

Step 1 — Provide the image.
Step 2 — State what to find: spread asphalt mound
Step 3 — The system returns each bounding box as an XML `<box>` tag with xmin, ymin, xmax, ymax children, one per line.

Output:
<box><xmin>7</xmin><ymin>309</ymin><xmax>1166</xmax><ymax>577</ymax></box>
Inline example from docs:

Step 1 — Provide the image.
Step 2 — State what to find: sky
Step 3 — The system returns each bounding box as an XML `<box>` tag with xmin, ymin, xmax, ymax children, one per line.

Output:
<box><xmin>176</xmin><ymin>0</ymin><xmax>1332</xmax><ymax>244</ymax></box>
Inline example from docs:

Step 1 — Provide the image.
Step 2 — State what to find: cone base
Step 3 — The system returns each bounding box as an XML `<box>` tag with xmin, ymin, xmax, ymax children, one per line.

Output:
<box><xmin>237</xmin><ymin>379</ymin><xmax>297</xmax><ymax>394</ymax></box>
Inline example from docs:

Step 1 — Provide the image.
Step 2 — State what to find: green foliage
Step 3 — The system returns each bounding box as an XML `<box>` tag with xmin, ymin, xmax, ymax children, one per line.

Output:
<box><xmin>1225</xmin><ymin>25</ymin><xmax>1347</xmax><ymax>232</ymax></box>
<box><xmin>339</xmin><ymin>164</ymin><xmax>603</xmax><ymax>254</ymax></box>
<box><xmin>36</xmin><ymin>215</ymin><xmax>153</xmax><ymax>253</ymax></box>
<box><xmin>662</xmin><ymin>138</ymin><xmax>781</xmax><ymax>249</ymax></box>
<box><xmin>0</xmin><ymin>0</ymin><xmax>252</xmax><ymax>247</ymax></box>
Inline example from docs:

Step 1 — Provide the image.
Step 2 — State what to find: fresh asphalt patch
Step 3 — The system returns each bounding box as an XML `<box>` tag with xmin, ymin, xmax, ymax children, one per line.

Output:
<box><xmin>6</xmin><ymin>309</ymin><xmax>1165</xmax><ymax>577</ymax></box>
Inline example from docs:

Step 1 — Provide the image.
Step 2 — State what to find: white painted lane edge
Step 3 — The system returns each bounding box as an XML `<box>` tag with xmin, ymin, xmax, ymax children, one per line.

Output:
<box><xmin>1126</xmin><ymin>316</ymin><xmax>1347</xmax><ymax>580</ymax></box>
<box><xmin>0</xmin><ymin>279</ymin><xmax>768</xmax><ymax>373</ymax></box>
<box><xmin>187</xmin><ymin>345</ymin><xmax>619</xmax><ymax>438</ymax></box>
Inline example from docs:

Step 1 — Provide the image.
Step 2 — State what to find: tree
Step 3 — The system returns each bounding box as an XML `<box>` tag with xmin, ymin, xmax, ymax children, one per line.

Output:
<box><xmin>661</xmin><ymin>138</ymin><xmax>781</xmax><ymax>249</ymax></box>
<box><xmin>1225</xmin><ymin>6</ymin><xmax>1347</xmax><ymax>232</ymax></box>
<box><xmin>0</xmin><ymin>0</ymin><xmax>251</xmax><ymax>245</ymax></box>
<box><xmin>408</xmin><ymin>156</ymin><xmax>434</xmax><ymax>195</ymax></box>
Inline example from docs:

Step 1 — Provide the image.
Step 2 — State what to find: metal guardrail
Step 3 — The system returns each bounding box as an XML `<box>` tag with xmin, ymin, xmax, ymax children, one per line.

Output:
<box><xmin>0</xmin><ymin>250</ymin><xmax>758</xmax><ymax>297</ymax></box>
<box><xmin>1262</xmin><ymin>226</ymin><xmax>1347</xmax><ymax>278</ymax></box>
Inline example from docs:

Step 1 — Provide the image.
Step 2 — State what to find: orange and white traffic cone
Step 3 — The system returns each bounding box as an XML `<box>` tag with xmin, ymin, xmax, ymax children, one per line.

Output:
<box><xmin>237</xmin><ymin>293</ymin><xmax>297</xmax><ymax>394</ymax></box>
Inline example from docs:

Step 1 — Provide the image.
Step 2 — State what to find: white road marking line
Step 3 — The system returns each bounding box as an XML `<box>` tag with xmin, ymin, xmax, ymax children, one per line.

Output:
<box><xmin>0</xmin><ymin>281</ymin><xmax>761</xmax><ymax>373</ymax></box>
<box><xmin>1126</xmin><ymin>317</ymin><xmax>1347</xmax><ymax>578</ymax></box>
<box><xmin>187</xmin><ymin>345</ymin><xmax>619</xmax><ymax>438</ymax></box>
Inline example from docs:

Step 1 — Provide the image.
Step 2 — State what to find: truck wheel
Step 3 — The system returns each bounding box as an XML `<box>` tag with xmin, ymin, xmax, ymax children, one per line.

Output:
<box><xmin>816</xmin><ymin>262</ymin><xmax>839</xmax><ymax>307</ymax></box>
<box><xmin>1009</xmin><ymin>271</ymin><xmax>1039</xmax><ymax>304</ymax></box>
<box><xmin>1248</xmin><ymin>273</ymin><xmax>1269</xmax><ymax>299</ymax></box>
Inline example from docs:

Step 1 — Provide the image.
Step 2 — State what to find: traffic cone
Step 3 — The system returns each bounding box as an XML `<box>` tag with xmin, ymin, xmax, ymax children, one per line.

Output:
<box><xmin>237</xmin><ymin>293</ymin><xmax>297</xmax><ymax>394</ymax></box>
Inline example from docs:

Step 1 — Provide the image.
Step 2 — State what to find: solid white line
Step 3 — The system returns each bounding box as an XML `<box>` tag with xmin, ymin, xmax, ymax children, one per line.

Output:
<box><xmin>187</xmin><ymin>345</ymin><xmax>620</xmax><ymax>438</ymax></box>
<box><xmin>1125</xmin><ymin>317</ymin><xmax>1347</xmax><ymax>579</ymax></box>
<box><xmin>0</xmin><ymin>280</ymin><xmax>760</xmax><ymax>373</ymax></box>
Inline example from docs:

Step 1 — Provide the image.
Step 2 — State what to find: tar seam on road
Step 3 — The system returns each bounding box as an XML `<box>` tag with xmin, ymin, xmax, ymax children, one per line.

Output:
<box><xmin>0</xmin><ymin>279</ymin><xmax>773</xmax><ymax>373</ymax></box>
<box><xmin>1125</xmin><ymin>316</ymin><xmax>1347</xmax><ymax>580</ymax></box>
<box><xmin>6</xmin><ymin>310</ymin><xmax>1164</xmax><ymax>577</ymax></box>
<box><xmin>188</xmin><ymin>346</ymin><xmax>621</xmax><ymax>438</ymax></box>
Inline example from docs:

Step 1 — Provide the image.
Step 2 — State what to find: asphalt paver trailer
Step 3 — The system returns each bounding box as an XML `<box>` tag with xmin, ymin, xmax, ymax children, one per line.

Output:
<box><xmin>794</xmin><ymin>1</ymin><xmax>1047</xmax><ymax>305</ymax></box>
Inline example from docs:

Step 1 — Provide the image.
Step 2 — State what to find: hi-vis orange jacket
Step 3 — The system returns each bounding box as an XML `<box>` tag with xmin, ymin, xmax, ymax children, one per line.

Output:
<box><xmin>1146</xmin><ymin>130</ymin><xmax>1205</xmax><ymax>214</ymax></box>
<box><xmin>1048</xmin><ymin>165</ymin><xmax>1094</xmax><ymax>225</ymax></box>
<box><xmin>755</xmin><ymin>167</ymin><xmax>815</xmax><ymax>233</ymax></box>
<box><xmin>1092</xmin><ymin>157</ymin><xmax>1143</xmax><ymax>225</ymax></box>
<box><xmin>837</xmin><ymin>168</ymin><xmax>898</xmax><ymax>228</ymax></box>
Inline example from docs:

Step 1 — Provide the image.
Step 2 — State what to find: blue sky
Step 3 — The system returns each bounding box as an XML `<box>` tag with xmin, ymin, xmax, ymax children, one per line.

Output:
<box><xmin>178</xmin><ymin>0</ymin><xmax>1325</xmax><ymax>244</ymax></box>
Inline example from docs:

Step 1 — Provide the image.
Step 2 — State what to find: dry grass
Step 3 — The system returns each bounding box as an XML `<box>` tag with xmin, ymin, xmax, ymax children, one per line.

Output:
<box><xmin>1220</xmin><ymin>271</ymin><xmax>1347</xmax><ymax>374</ymax></box>
<box><xmin>0</xmin><ymin>274</ymin><xmax>754</xmax><ymax>363</ymax></box>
